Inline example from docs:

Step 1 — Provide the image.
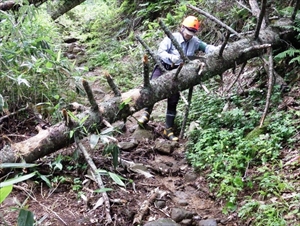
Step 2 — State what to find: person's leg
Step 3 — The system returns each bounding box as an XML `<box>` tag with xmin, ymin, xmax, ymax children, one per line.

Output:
<box><xmin>138</xmin><ymin>65</ymin><xmax>162</xmax><ymax>125</ymax></box>
<box><xmin>164</xmin><ymin>92</ymin><xmax>180</xmax><ymax>141</ymax></box>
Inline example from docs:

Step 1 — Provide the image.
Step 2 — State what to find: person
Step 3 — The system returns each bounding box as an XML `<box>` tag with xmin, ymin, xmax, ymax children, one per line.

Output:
<box><xmin>138</xmin><ymin>15</ymin><xmax>217</xmax><ymax>141</ymax></box>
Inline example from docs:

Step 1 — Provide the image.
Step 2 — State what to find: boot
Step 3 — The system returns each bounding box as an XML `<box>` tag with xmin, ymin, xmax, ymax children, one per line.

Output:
<box><xmin>163</xmin><ymin>110</ymin><xmax>178</xmax><ymax>141</ymax></box>
<box><xmin>137</xmin><ymin>107</ymin><xmax>152</xmax><ymax>126</ymax></box>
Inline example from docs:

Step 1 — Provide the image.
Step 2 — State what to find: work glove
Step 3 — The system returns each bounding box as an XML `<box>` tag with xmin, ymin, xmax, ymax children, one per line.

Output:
<box><xmin>169</xmin><ymin>54</ymin><xmax>181</xmax><ymax>64</ymax></box>
<box><xmin>205</xmin><ymin>45</ymin><xmax>218</xmax><ymax>54</ymax></box>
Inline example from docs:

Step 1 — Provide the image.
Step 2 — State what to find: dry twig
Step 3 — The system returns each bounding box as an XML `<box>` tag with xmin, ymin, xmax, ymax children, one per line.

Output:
<box><xmin>104</xmin><ymin>73</ymin><xmax>121</xmax><ymax>97</ymax></box>
<box><xmin>253</xmin><ymin>0</ymin><xmax>267</xmax><ymax>39</ymax></box>
<box><xmin>132</xmin><ymin>187</ymin><xmax>159</xmax><ymax>225</ymax></box>
<box><xmin>260</xmin><ymin>47</ymin><xmax>274</xmax><ymax>127</ymax></box>
<box><xmin>76</xmin><ymin>140</ymin><xmax>112</xmax><ymax>224</ymax></box>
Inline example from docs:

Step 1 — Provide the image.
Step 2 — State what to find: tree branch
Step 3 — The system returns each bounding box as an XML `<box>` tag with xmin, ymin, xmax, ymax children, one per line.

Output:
<box><xmin>158</xmin><ymin>18</ymin><xmax>189</xmax><ymax>63</ymax></box>
<box><xmin>187</xmin><ymin>4</ymin><xmax>241</xmax><ymax>38</ymax></box>
<box><xmin>253</xmin><ymin>0</ymin><xmax>268</xmax><ymax>39</ymax></box>
<box><xmin>143</xmin><ymin>55</ymin><xmax>150</xmax><ymax>88</ymax></box>
<box><xmin>135</xmin><ymin>35</ymin><xmax>167</xmax><ymax>73</ymax></box>
<box><xmin>260</xmin><ymin>48</ymin><xmax>274</xmax><ymax>127</ymax></box>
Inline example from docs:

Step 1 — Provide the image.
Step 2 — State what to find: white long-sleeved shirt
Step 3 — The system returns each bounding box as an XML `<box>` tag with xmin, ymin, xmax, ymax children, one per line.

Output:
<box><xmin>157</xmin><ymin>32</ymin><xmax>208</xmax><ymax>66</ymax></box>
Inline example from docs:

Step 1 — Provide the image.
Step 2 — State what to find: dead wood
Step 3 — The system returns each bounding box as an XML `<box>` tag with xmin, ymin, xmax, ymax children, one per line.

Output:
<box><xmin>0</xmin><ymin>19</ymin><xmax>294</xmax><ymax>164</ymax></box>
<box><xmin>77</xmin><ymin>140</ymin><xmax>112</xmax><ymax>224</ymax></box>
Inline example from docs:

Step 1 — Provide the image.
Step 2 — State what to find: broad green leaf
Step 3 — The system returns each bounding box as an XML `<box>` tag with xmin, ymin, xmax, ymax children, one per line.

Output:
<box><xmin>17</xmin><ymin>209</ymin><xmax>34</xmax><ymax>226</ymax></box>
<box><xmin>0</xmin><ymin>172</ymin><xmax>36</xmax><ymax>187</ymax></box>
<box><xmin>0</xmin><ymin>94</ymin><xmax>4</xmax><ymax>112</ymax></box>
<box><xmin>94</xmin><ymin>188</ymin><xmax>113</xmax><ymax>193</ymax></box>
<box><xmin>0</xmin><ymin>185</ymin><xmax>13</xmax><ymax>204</ymax></box>
<box><xmin>0</xmin><ymin>163</ymin><xmax>38</xmax><ymax>169</ymax></box>
<box><xmin>90</xmin><ymin>134</ymin><xmax>100</xmax><ymax>149</ymax></box>
<box><xmin>108</xmin><ymin>172</ymin><xmax>125</xmax><ymax>187</ymax></box>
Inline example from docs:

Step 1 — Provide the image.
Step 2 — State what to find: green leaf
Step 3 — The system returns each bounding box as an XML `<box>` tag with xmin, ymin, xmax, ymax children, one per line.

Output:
<box><xmin>0</xmin><ymin>94</ymin><xmax>4</xmax><ymax>112</ymax></box>
<box><xmin>0</xmin><ymin>185</ymin><xmax>13</xmax><ymax>204</ymax></box>
<box><xmin>0</xmin><ymin>172</ymin><xmax>36</xmax><ymax>188</ymax></box>
<box><xmin>108</xmin><ymin>172</ymin><xmax>125</xmax><ymax>187</ymax></box>
<box><xmin>0</xmin><ymin>163</ymin><xmax>38</xmax><ymax>169</ymax></box>
<box><xmin>90</xmin><ymin>134</ymin><xmax>100</xmax><ymax>149</ymax></box>
<box><xmin>94</xmin><ymin>188</ymin><xmax>113</xmax><ymax>193</ymax></box>
<box><xmin>17</xmin><ymin>209</ymin><xmax>34</xmax><ymax>226</ymax></box>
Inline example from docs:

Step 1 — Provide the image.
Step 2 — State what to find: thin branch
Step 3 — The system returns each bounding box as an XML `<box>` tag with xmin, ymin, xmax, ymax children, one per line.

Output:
<box><xmin>179</xmin><ymin>62</ymin><xmax>205</xmax><ymax>139</ymax></box>
<box><xmin>254</xmin><ymin>0</ymin><xmax>267</xmax><ymax>39</ymax></box>
<box><xmin>135</xmin><ymin>35</ymin><xmax>167</xmax><ymax>73</ymax></box>
<box><xmin>0</xmin><ymin>104</ymin><xmax>29</xmax><ymax>124</ymax></box>
<box><xmin>187</xmin><ymin>4</ymin><xmax>241</xmax><ymax>38</ymax></box>
<box><xmin>219</xmin><ymin>31</ymin><xmax>230</xmax><ymax>57</ymax></box>
<box><xmin>174</xmin><ymin>62</ymin><xmax>184</xmax><ymax>80</ymax></box>
<box><xmin>225</xmin><ymin>61</ymin><xmax>247</xmax><ymax>93</ymax></box>
<box><xmin>76</xmin><ymin>140</ymin><xmax>112</xmax><ymax>224</ymax></box>
<box><xmin>104</xmin><ymin>72</ymin><xmax>121</xmax><ymax>97</ymax></box>
<box><xmin>236</xmin><ymin>0</ymin><xmax>252</xmax><ymax>12</ymax></box>
<box><xmin>260</xmin><ymin>47</ymin><xmax>274</xmax><ymax>127</ymax></box>
<box><xmin>13</xmin><ymin>185</ymin><xmax>67</xmax><ymax>225</ymax></box>
<box><xmin>143</xmin><ymin>55</ymin><xmax>150</xmax><ymax>88</ymax></box>
<box><xmin>158</xmin><ymin>18</ymin><xmax>189</xmax><ymax>63</ymax></box>
<box><xmin>242</xmin><ymin>44</ymin><xmax>271</xmax><ymax>52</ymax></box>
<box><xmin>292</xmin><ymin>0</ymin><xmax>300</xmax><ymax>21</ymax></box>
<box><xmin>179</xmin><ymin>87</ymin><xmax>193</xmax><ymax>139</ymax></box>
<box><xmin>132</xmin><ymin>187</ymin><xmax>159</xmax><ymax>225</ymax></box>
<box><xmin>82</xmin><ymin>79</ymin><xmax>100</xmax><ymax>111</ymax></box>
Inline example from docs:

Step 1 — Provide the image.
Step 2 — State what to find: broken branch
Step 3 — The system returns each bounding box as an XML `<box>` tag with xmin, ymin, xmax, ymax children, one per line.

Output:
<box><xmin>135</xmin><ymin>35</ymin><xmax>167</xmax><ymax>73</ymax></box>
<box><xmin>77</xmin><ymin>140</ymin><xmax>112</xmax><ymax>224</ymax></box>
<box><xmin>187</xmin><ymin>4</ymin><xmax>241</xmax><ymax>38</ymax></box>
<box><xmin>253</xmin><ymin>0</ymin><xmax>268</xmax><ymax>39</ymax></box>
<box><xmin>158</xmin><ymin>18</ymin><xmax>189</xmax><ymax>63</ymax></box>
<box><xmin>143</xmin><ymin>55</ymin><xmax>150</xmax><ymax>88</ymax></box>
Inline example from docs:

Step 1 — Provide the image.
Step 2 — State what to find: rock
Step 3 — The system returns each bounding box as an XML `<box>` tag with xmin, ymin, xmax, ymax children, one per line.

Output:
<box><xmin>118</xmin><ymin>140</ymin><xmax>138</xmax><ymax>151</ymax></box>
<box><xmin>155</xmin><ymin>200</ymin><xmax>166</xmax><ymax>209</ymax></box>
<box><xmin>144</xmin><ymin>218</ymin><xmax>180</xmax><ymax>226</ymax></box>
<box><xmin>198</xmin><ymin>219</ymin><xmax>217</xmax><ymax>226</ymax></box>
<box><xmin>131</xmin><ymin>126</ymin><xmax>154</xmax><ymax>140</ymax></box>
<box><xmin>184</xmin><ymin>171</ymin><xmax>198</xmax><ymax>182</ymax></box>
<box><xmin>181</xmin><ymin>219</ymin><xmax>193</xmax><ymax>225</ymax></box>
<box><xmin>154</xmin><ymin>138</ymin><xmax>174</xmax><ymax>154</ymax></box>
<box><xmin>171</xmin><ymin>207</ymin><xmax>194</xmax><ymax>222</ymax></box>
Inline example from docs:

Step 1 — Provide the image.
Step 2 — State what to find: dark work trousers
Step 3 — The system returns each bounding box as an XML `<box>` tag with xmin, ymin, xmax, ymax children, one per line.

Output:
<box><xmin>146</xmin><ymin>63</ymin><xmax>180</xmax><ymax>114</ymax></box>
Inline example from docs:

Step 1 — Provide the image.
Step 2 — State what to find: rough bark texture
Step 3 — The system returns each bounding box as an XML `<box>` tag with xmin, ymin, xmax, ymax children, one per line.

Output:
<box><xmin>0</xmin><ymin>20</ymin><xmax>294</xmax><ymax>164</ymax></box>
<box><xmin>50</xmin><ymin>0</ymin><xmax>86</xmax><ymax>20</ymax></box>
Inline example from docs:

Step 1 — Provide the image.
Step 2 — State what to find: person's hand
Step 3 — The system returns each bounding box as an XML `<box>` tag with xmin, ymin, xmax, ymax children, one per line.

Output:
<box><xmin>205</xmin><ymin>45</ymin><xmax>219</xmax><ymax>54</ymax></box>
<box><xmin>169</xmin><ymin>54</ymin><xmax>180</xmax><ymax>64</ymax></box>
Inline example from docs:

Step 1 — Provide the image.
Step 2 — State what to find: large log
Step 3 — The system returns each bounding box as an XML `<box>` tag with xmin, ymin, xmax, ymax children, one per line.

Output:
<box><xmin>0</xmin><ymin>21</ymin><xmax>293</xmax><ymax>164</ymax></box>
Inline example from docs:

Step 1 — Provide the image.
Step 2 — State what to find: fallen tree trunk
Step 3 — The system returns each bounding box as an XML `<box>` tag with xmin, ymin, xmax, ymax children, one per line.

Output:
<box><xmin>0</xmin><ymin>20</ymin><xmax>294</xmax><ymax>164</ymax></box>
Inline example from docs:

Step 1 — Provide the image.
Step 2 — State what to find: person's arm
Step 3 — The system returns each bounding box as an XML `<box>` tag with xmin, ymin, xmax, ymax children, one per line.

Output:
<box><xmin>198</xmin><ymin>39</ymin><xmax>218</xmax><ymax>54</ymax></box>
<box><xmin>158</xmin><ymin>36</ymin><xmax>181</xmax><ymax>65</ymax></box>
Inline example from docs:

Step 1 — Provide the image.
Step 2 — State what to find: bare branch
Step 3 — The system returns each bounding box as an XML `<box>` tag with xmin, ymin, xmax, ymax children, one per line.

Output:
<box><xmin>219</xmin><ymin>31</ymin><xmax>230</xmax><ymax>57</ymax></box>
<box><xmin>179</xmin><ymin>87</ymin><xmax>193</xmax><ymax>139</ymax></box>
<box><xmin>187</xmin><ymin>4</ymin><xmax>241</xmax><ymax>38</ymax></box>
<box><xmin>242</xmin><ymin>44</ymin><xmax>271</xmax><ymax>52</ymax></box>
<box><xmin>143</xmin><ymin>55</ymin><xmax>150</xmax><ymax>88</ymax></box>
<box><xmin>292</xmin><ymin>0</ymin><xmax>300</xmax><ymax>21</ymax></box>
<box><xmin>254</xmin><ymin>0</ymin><xmax>268</xmax><ymax>39</ymax></box>
<box><xmin>174</xmin><ymin>63</ymin><xmax>184</xmax><ymax>80</ymax></box>
<box><xmin>260</xmin><ymin>48</ymin><xmax>274</xmax><ymax>127</ymax></box>
<box><xmin>77</xmin><ymin>140</ymin><xmax>112</xmax><ymax>224</ymax></box>
<box><xmin>104</xmin><ymin>72</ymin><xmax>121</xmax><ymax>97</ymax></box>
<box><xmin>135</xmin><ymin>35</ymin><xmax>167</xmax><ymax>73</ymax></box>
<box><xmin>158</xmin><ymin>18</ymin><xmax>189</xmax><ymax>63</ymax></box>
<box><xmin>225</xmin><ymin>61</ymin><xmax>247</xmax><ymax>93</ymax></box>
<box><xmin>82</xmin><ymin>79</ymin><xmax>100</xmax><ymax>111</ymax></box>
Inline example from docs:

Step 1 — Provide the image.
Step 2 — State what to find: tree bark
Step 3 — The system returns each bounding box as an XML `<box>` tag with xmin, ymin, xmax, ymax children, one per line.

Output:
<box><xmin>49</xmin><ymin>0</ymin><xmax>86</xmax><ymax>20</ymax></box>
<box><xmin>0</xmin><ymin>20</ymin><xmax>294</xmax><ymax>164</ymax></box>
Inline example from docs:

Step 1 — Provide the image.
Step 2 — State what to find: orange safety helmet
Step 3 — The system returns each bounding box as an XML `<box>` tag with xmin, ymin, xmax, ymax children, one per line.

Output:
<box><xmin>182</xmin><ymin>16</ymin><xmax>200</xmax><ymax>32</ymax></box>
